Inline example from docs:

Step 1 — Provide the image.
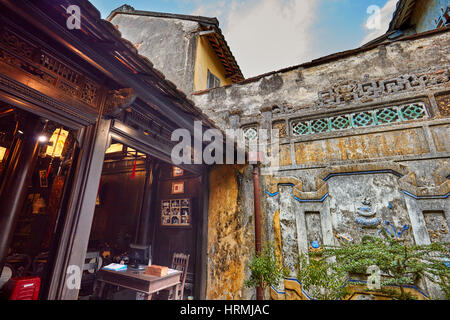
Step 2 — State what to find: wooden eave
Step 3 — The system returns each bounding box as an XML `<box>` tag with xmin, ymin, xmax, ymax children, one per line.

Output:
<box><xmin>1</xmin><ymin>0</ymin><xmax>218</xmax><ymax>134</ymax></box>
<box><xmin>388</xmin><ymin>0</ymin><xmax>418</xmax><ymax>31</ymax></box>
<box><xmin>200</xmin><ymin>24</ymin><xmax>244</xmax><ymax>83</ymax></box>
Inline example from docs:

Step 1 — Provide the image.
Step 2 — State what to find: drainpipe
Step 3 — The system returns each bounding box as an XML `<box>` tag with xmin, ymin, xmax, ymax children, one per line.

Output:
<box><xmin>252</xmin><ymin>163</ymin><xmax>263</xmax><ymax>300</ymax></box>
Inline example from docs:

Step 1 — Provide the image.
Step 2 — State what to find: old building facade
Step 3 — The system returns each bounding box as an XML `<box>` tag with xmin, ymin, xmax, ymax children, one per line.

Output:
<box><xmin>108</xmin><ymin>5</ymin><xmax>244</xmax><ymax>95</ymax></box>
<box><xmin>190</xmin><ymin>1</ymin><xmax>450</xmax><ymax>299</ymax></box>
<box><xmin>0</xmin><ymin>0</ymin><xmax>218</xmax><ymax>300</ymax></box>
<box><xmin>0</xmin><ymin>0</ymin><xmax>448</xmax><ymax>301</ymax></box>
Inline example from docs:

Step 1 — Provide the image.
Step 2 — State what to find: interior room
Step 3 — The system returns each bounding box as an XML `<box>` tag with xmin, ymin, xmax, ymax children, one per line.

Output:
<box><xmin>0</xmin><ymin>103</ymin><xmax>78</xmax><ymax>299</ymax></box>
<box><xmin>78</xmin><ymin>140</ymin><xmax>201</xmax><ymax>300</ymax></box>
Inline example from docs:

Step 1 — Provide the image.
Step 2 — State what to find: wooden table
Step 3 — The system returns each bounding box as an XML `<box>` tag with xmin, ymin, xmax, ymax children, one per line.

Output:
<box><xmin>93</xmin><ymin>268</ymin><xmax>182</xmax><ymax>300</ymax></box>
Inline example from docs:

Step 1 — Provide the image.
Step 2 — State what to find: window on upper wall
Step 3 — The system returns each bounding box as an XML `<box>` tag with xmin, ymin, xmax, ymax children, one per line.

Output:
<box><xmin>207</xmin><ymin>69</ymin><xmax>221</xmax><ymax>89</ymax></box>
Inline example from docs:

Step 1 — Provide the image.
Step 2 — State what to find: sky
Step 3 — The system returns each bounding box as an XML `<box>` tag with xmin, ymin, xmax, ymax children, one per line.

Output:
<box><xmin>90</xmin><ymin>0</ymin><xmax>399</xmax><ymax>78</ymax></box>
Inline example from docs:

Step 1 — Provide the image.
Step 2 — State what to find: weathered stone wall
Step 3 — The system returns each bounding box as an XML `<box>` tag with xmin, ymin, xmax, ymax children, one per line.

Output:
<box><xmin>194</xmin><ymin>30</ymin><xmax>450</xmax><ymax>299</ymax></box>
<box><xmin>206</xmin><ymin>165</ymin><xmax>256</xmax><ymax>300</ymax></box>
<box><xmin>193</xmin><ymin>31</ymin><xmax>450</xmax><ymax>129</ymax></box>
<box><xmin>110</xmin><ymin>14</ymin><xmax>199</xmax><ymax>95</ymax></box>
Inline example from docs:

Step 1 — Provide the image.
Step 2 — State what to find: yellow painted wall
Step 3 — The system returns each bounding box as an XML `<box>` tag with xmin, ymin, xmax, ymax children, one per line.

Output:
<box><xmin>194</xmin><ymin>36</ymin><xmax>232</xmax><ymax>91</ymax></box>
<box><xmin>206</xmin><ymin>164</ymin><xmax>253</xmax><ymax>300</ymax></box>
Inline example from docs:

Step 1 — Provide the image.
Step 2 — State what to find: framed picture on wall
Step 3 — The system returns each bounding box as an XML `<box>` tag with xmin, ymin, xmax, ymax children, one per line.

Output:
<box><xmin>39</xmin><ymin>170</ymin><xmax>48</xmax><ymax>188</ymax></box>
<box><xmin>171</xmin><ymin>181</ymin><xmax>184</xmax><ymax>194</ymax></box>
<box><xmin>161</xmin><ymin>198</ymin><xmax>191</xmax><ymax>227</ymax></box>
<box><xmin>173</xmin><ymin>166</ymin><xmax>184</xmax><ymax>177</ymax></box>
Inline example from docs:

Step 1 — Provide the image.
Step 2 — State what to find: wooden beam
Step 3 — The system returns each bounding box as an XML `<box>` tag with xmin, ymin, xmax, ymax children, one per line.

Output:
<box><xmin>4</xmin><ymin>0</ymin><xmax>209</xmax><ymax>138</ymax></box>
<box><xmin>199</xmin><ymin>30</ymin><xmax>215</xmax><ymax>36</ymax></box>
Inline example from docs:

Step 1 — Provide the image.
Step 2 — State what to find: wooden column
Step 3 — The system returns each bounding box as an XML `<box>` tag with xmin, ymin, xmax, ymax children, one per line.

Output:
<box><xmin>136</xmin><ymin>158</ymin><xmax>158</xmax><ymax>246</ymax></box>
<box><xmin>0</xmin><ymin>113</ymin><xmax>46</xmax><ymax>271</ymax></box>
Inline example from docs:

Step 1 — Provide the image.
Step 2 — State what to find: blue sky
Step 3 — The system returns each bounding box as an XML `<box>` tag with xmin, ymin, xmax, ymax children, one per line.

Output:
<box><xmin>91</xmin><ymin>0</ymin><xmax>398</xmax><ymax>78</ymax></box>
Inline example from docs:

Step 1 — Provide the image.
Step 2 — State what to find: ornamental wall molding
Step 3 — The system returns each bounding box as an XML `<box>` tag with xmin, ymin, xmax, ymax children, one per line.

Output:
<box><xmin>265</xmin><ymin>161</ymin><xmax>450</xmax><ymax>201</ymax></box>
<box><xmin>250</xmin><ymin>69</ymin><xmax>450</xmax><ymax>120</ymax></box>
<box><xmin>315</xmin><ymin>69</ymin><xmax>450</xmax><ymax>108</ymax></box>
<box><xmin>0</xmin><ymin>73</ymin><xmax>95</xmax><ymax>124</ymax></box>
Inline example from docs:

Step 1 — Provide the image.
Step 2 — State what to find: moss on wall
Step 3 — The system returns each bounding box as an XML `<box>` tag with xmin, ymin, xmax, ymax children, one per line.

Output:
<box><xmin>206</xmin><ymin>164</ymin><xmax>254</xmax><ymax>300</ymax></box>
<box><xmin>294</xmin><ymin>128</ymin><xmax>430</xmax><ymax>166</ymax></box>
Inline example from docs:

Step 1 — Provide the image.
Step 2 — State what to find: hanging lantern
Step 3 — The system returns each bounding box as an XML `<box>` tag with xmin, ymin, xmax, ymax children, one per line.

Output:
<box><xmin>45</xmin><ymin>128</ymin><xmax>68</xmax><ymax>178</ymax></box>
<box><xmin>46</xmin><ymin>128</ymin><xmax>69</xmax><ymax>158</ymax></box>
<box><xmin>105</xmin><ymin>143</ymin><xmax>123</xmax><ymax>154</ymax></box>
<box><xmin>0</xmin><ymin>146</ymin><xmax>6</xmax><ymax>162</ymax></box>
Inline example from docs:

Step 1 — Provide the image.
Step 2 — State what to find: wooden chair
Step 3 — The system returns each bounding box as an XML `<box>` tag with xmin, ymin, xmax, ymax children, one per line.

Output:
<box><xmin>170</xmin><ymin>253</ymin><xmax>190</xmax><ymax>300</ymax></box>
<box><xmin>155</xmin><ymin>253</ymin><xmax>189</xmax><ymax>300</ymax></box>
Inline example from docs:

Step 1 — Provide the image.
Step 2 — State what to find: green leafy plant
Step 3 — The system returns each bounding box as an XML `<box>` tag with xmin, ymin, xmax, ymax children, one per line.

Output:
<box><xmin>245</xmin><ymin>242</ymin><xmax>288</xmax><ymax>299</ymax></box>
<box><xmin>295</xmin><ymin>252</ymin><xmax>349</xmax><ymax>300</ymax></box>
<box><xmin>321</xmin><ymin>231</ymin><xmax>450</xmax><ymax>300</ymax></box>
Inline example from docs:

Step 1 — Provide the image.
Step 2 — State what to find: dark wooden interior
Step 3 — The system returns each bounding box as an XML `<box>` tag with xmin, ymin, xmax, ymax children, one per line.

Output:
<box><xmin>0</xmin><ymin>105</ymin><xmax>79</xmax><ymax>298</ymax></box>
<box><xmin>0</xmin><ymin>0</ymin><xmax>213</xmax><ymax>300</ymax></box>
<box><xmin>79</xmin><ymin>142</ymin><xmax>201</xmax><ymax>299</ymax></box>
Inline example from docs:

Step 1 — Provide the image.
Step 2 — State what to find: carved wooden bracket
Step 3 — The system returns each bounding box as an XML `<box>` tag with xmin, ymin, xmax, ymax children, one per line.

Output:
<box><xmin>103</xmin><ymin>88</ymin><xmax>137</xmax><ymax>117</ymax></box>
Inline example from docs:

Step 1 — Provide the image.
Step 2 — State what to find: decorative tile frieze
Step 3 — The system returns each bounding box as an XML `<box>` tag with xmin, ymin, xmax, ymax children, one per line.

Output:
<box><xmin>243</xmin><ymin>126</ymin><xmax>258</xmax><ymax>141</ymax></box>
<box><xmin>290</xmin><ymin>102</ymin><xmax>428</xmax><ymax>137</ymax></box>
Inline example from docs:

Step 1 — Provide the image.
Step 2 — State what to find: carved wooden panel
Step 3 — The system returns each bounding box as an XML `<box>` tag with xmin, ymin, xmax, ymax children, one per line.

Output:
<box><xmin>0</xmin><ymin>25</ymin><xmax>102</xmax><ymax>110</ymax></box>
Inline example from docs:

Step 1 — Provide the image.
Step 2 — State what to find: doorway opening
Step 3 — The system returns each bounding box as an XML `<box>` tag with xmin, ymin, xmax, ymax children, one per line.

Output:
<box><xmin>79</xmin><ymin>140</ymin><xmax>201</xmax><ymax>300</ymax></box>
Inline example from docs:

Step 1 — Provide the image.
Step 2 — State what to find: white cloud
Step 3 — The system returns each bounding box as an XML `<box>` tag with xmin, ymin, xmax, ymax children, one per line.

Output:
<box><xmin>360</xmin><ymin>0</ymin><xmax>398</xmax><ymax>45</ymax></box>
<box><xmin>193</xmin><ymin>0</ymin><xmax>320</xmax><ymax>78</ymax></box>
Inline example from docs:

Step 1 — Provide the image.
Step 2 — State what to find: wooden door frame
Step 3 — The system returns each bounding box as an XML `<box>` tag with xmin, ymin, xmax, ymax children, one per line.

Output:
<box><xmin>0</xmin><ymin>80</ymin><xmax>99</xmax><ymax>300</ymax></box>
<box><xmin>0</xmin><ymin>83</ymin><xmax>212</xmax><ymax>300</ymax></box>
<box><xmin>49</xmin><ymin>119</ymin><xmax>210</xmax><ymax>300</ymax></box>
